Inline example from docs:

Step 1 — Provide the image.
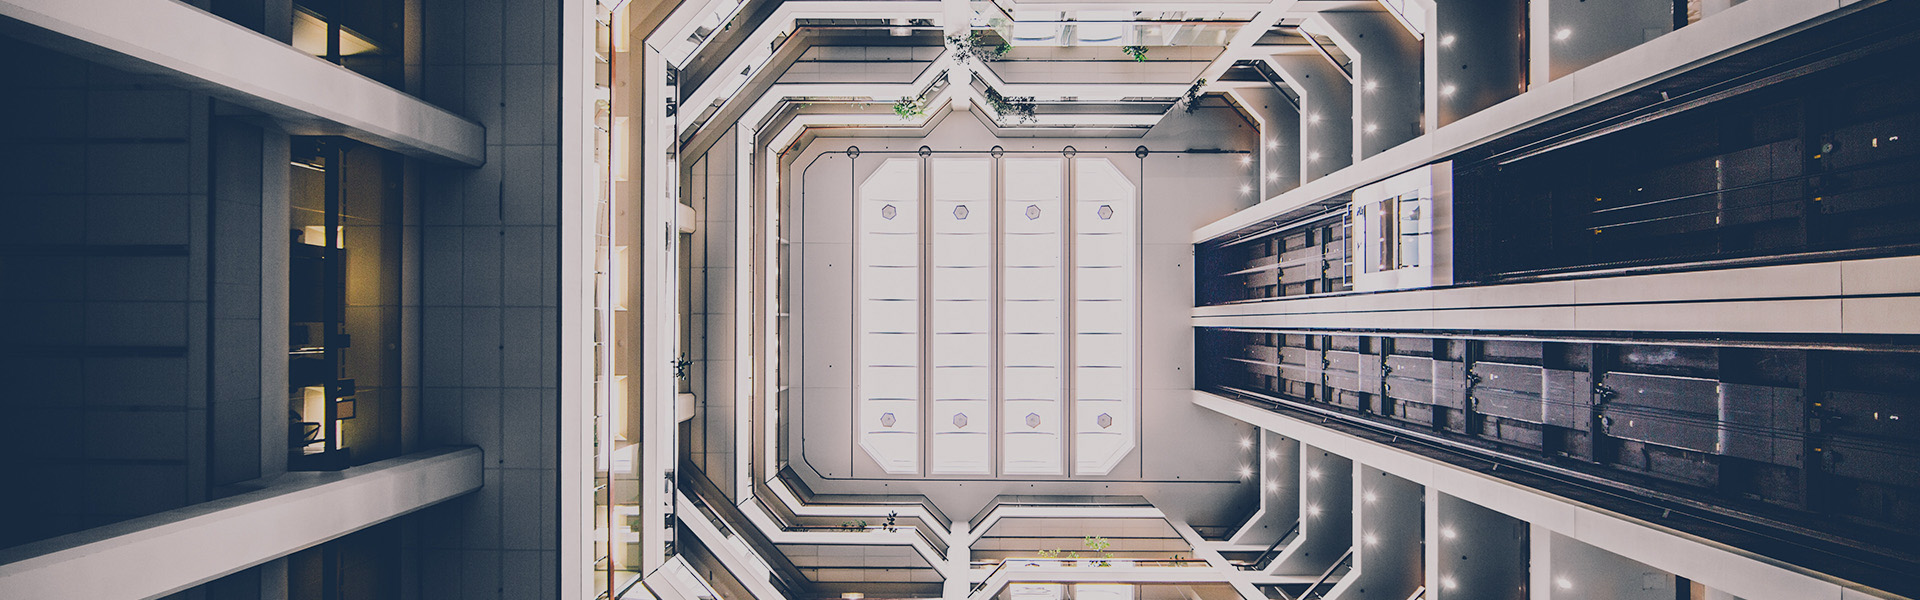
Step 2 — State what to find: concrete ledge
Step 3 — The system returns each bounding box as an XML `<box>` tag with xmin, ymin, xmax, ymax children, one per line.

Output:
<box><xmin>0</xmin><ymin>0</ymin><xmax>485</xmax><ymax>166</ymax></box>
<box><xmin>0</xmin><ymin>447</ymin><xmax>483</xmax><ymax>600</ymax></box>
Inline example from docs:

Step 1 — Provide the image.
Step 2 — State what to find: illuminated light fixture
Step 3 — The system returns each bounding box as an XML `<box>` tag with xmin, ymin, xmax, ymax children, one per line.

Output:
<box><xmin>1555</xmin><ymin>27</ymin><xmax>1572</xmax><ymax>41</ymax></box>
<box><xmin>1308</xmin><ymin>113</ymin><xmax>1322</xmax><ymax>123</ymax></box>
<box><xmin>1363</xmin><ymin>490</ymin><xmax>1377</xmax><ymax>504</ymax></box>
<box><xmin>1442</xmin><ymin>576</ymin><xmax>1458</xmax><ymax>590</ymax></box>
<box><xmin>1241</xmin><ymin>184</ymin><xmax>1253</xmax><ymax>195</ymax></box>
<box><xmin>1364</xmin><ymin>532</ymin><xmax>1378</xmax><ymax>546</ymax></box>
<box><xmin>1365</xmin><ymin>122</ymin><xmax>1378</xmax><ymax>133</ymax></box>
<box><xmin>1267</xmin><ymin>171</ymin><xmax>1280</xmax><ymax>182</ymax></box>
<box><xmin>1442</xmin><ymin>526</ymin><xmax>1457</xmax><ymax>539</ymax></box>
<box><xmin>1266</xmin><ymin>480</ymin><xmax>1280</xmax><ymax>492</ymax></box>
<box><xmin>1266</xmin><ymin>449</ymin><xmax>1280</xmax><ymax>461</ymax></box>
<box><xmin>1239</xmin><ymin>465</ymin><xmax>1255</xmax><ymax>479</ymax></box>
<box><xmin>1307</xmin><ymin>468</ymin><xmax>1321</xmax><ymax>480</ymax></box>
<box><xmin>1240</xmin><ymin>155</ymin><xmax>1253</xmax><ymax>166</ymax></box>
<box><xmin>1441</xmin><ymin>34</ymin><xmax>1456</xmax><ymax>47</ymax></box>
<box><xmin>1556</xmin><ymin>576</ymin><xmax>1573</xmax><ymax>590</ymax></box>
<box><xmin>844</xmin><ymin>594</ymin><xmax>867</xmax><ymax>600</ymax></box>
<box><xmin>1308</xmin><ymin>504</ymin><xmax>1323</xmax><ymax>517</ymax></box>
<box><xmin>1266</xmin><ymin>138</ymin><xmax>1280</xmax><ymax>150</ymax></box>
<box><xmin>1309</xmin><ymin>151</ymin><xmax>1322</xmax><ymax>161</ymax></box>
<box><xmin>1441</xmin><ymin>84</ymin><xmax>1458</xmax><ymax>96</ymax></box>
<box><xmin>1240</xmin><ymin>437</ymin><xmax>1255</xmax><ymax>449</ymax></box>
<box><xmin>1364</xmin><ymin>79</ymin><xmax>1379</xmax><ymax>91</ymax></box>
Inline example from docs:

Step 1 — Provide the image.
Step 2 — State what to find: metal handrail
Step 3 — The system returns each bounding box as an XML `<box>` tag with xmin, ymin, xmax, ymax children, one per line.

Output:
<box><xmin>969</xmin><ymin>558</ymin><xmax>1218</xmax><ymax>594</ymax></box>
<box><xmin>1299</xmin><ymin>548</ymin><xmax>1354</xmax><ymax>599</ymax></box>
<box><xmin>1246</xmin><ymin>522</ymin><xmax>1302</xmax><ymax>571</ymax></box>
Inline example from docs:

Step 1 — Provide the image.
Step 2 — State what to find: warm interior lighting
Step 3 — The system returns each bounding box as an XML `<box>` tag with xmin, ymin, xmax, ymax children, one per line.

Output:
<box><xmin>291</xmin><ymin>8</ymin><xmax>383</xmax><ymax>57</ymax></box>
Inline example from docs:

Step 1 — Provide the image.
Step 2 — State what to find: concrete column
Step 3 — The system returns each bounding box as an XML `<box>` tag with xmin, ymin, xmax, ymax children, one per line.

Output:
<box><xmin>1431</xmin><ymin>0</ymin><xmax>1528</xmax><ymax>128</ymax></box>
<box><xmin>1268</xmin><ymin>53</ymin><xmax>1353</xmax><ymax>183</ymax></box>
<box><xmin>1228</xmin><ymin>86</ymin><xmax>1302</xmax><ymax>199</ymax></box>
<box><xmin>1540</xmin><ymin>0</ymin><xmax>1677</xmax><ymax>81</ymax></box>
<box><xmin>1320</xmin><ymin>10</ymin><xmax>1424</xmax><ymax>159</ymax></box>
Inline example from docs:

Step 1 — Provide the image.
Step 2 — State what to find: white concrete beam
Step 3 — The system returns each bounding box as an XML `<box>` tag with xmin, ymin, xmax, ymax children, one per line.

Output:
<box><xmin>1196</xmin><ymin>0</ymin><xmax>1861</xmax><ymax>243</ymax></box>
<box><xmin>0</xmin><ymin>0</ymin><xmax>485</xmax><ymax>166</ymax></box>
<box><xmin>1193</xmin><ymin>392</ymin><xmax>1901</xmax><ymax>600</ymax></box>
<box><xmin>0</xmin><ymin>448</ymin><xmax>483</xmax><ymax>600</ymax></box>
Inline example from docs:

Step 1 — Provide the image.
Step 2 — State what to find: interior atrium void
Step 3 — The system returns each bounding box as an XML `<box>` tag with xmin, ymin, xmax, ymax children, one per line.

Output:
<box><xmin>1</xmin><ymin>1</ymin><xmax>1918</xmax><ymax>600</ymax></box>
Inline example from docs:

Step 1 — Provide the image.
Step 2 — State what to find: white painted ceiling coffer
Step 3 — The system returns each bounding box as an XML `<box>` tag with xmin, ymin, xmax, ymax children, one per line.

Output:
<box><xmin>930</xmin><ymin>158</ymin><xmax>995</xmax><ymax>475</ymax></box>
<box><xmin>858</xmin><ymin>158</ymin><xmax>921</xmax><ymax>474</ymax></box>
<box><xmin>1072</xmin><ymin>158</ymin><xmax>1137</xmax><ymax>476</ymax></box>
<box><xmin>1003</xmin><ymin>157</ymin><xmax>1067</xmax><ymax>476</ymax></box>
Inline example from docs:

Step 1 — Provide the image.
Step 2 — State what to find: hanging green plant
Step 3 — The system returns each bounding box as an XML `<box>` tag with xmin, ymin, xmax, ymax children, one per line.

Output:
<box><xmin>946</xmin><ymin>32</ymin><xmax>1011</xmax><ymax>63</ymax></box>
<box><xmin>1181</xmin><ymin>78</ymin><xmax>1208</xmax><ymax>114</ymax></box>
<box><xmin>893</xmin><ymin>96</ymin><xmax>927</xmax><ymax>120</ymax></box>
<box><xmin>981</xmin><ymin>86</ymin><xmax>1037</xmax><ymax>124</ymax></box>
<box><xmin>1123</xmin><ymin>45</ymin><xmax>1149</xmax><ymax>62</ymax></box>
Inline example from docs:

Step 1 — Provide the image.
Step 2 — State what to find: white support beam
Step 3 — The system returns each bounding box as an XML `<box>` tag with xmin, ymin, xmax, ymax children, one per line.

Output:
<box><xmin>1195</xmin><ymin>0</ymin><xmax>1863</xmax><ymax>244</ymax></box>
<box><xmin>0</xmin><ymin>448</ymin><xmax>483</xmax><ymax>600</ymax></box>
<box><xmin>0</xmin><ymin>0</ymin><xmax>486</xmax><ymax>166</ymax></box>
<box><xmin>1192</xmin><ymin>392</ymin><xmax>1902</xmax><ymax>600</ymax></box>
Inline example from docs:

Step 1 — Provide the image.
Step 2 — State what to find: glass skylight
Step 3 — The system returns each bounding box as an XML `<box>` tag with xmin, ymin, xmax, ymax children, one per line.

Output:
<box><xmin>852</xmin><ymin>154</ymin><xmax>1138</xmax><ymax>477</ymax></box>
<box><xmin>930</xmin><ymin>158</ymin><xmax>994</xmax><ymax>475</ymax></box>
<box><xmin>1072</xmin><ymin>159</ymin><xmax>1136</xmax><ymax>475</ymax></box>
<box><xmin>858</xmin><ymin>158</ymin><xmax>921</xmax><ymax>474</ymax></box>
<box><xmin>1002</xmin><ymin>157</ymin><xmax>1065</xmax><ymax>476</ymax></box>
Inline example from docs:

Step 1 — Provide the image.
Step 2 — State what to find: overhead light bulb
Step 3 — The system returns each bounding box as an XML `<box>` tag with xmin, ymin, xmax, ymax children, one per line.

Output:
<box><xmin>1365</xmin><ymin>122</ymin><xmax>1378</xmax><ymax>133</ymax></box>
<box><xmin>1441</xmin><ymin>34</ymin><xmax>1456</xmax><ymax>46</ymax></box>
<box><xmin>1441</xmin><ymin>84</ymin><xmax>1457</xmax><ymax>96</ymax></box>
<box><xmin>1267</xmin><ymin>171</ymin><xmax>1279</xmax><ymax>182</ymax></box>
<box><xmin>1363</xmin><ymin>490</ymin><xmax>1377</xmax><ymax>504</ymax></box>
<box><xmin>1266</xmin><ymin>139</ymin><xmax>1279</xmax><ymax>150</ymax></box>
<box><xmin>1240</xmin><ymin>437</ymin><xmax>1254</xmax><ymax>449</ymax></box>
<box><xmin>1241</xmin><ymin>184</ymin><xmax>1253</xmax><ymax>194</ymax></box>
<box><xmin>1442</xmin><ymin>576</ymin><xmax>1458</xmax><ymax>590</ymax></box>
<box><xmin>1239</xmin><ymin>155</ymin><xmax>1253</xmax><ymax>166</ymax></box>
<box><xmin>1556</xmin><ymin>576</ymin><xmax>1573</xmax><ymax>590</ymax></box>
<box><xmin>1442</xmin><ymin>526</ymin><xmax>1457</xmax><ymax>539</ymax></box>
<box><xmin>1238</xmin><ymin>465</ymin><xmax>1254</xmax><ymax>479</ymax></box>
<box><xmin>1364</xmin><ymin>532</ymin><xmax>1378</xmax><ymax>546</ymax></box>
<box><xmin>1555</xmin><ymin>28</ymin><xmax>1572</xmax><ymax>41</ymax></box>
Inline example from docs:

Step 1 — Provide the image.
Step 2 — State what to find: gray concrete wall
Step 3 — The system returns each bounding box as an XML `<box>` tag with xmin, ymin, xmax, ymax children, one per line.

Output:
<box><xmin>415</xmin><ymin>0</ymin><xmax>562</xmax><ymax>598</ymax></box>
<box><xmin>0</xmin><ymin>36</ymin><xmax>214</xmax><ymax>548</ymax></box>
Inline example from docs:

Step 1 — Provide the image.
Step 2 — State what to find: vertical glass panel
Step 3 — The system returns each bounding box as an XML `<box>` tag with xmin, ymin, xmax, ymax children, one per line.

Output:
<box><xmin>1072</xmin><ymin>158</ymin><xmax>1136</xmax><ymax>475</ymax></box>
<box><xmin>859</xmin><ymin>158</ymin><xmax>922</xmax><ymax>474</ymax></box>
<box><xmin>930</xmin><ymin>158</ymin><xmax>994</xmax><ymax>474</ymax></box>
<box><xmin>1002</xmin><ymin>157</ymin><xmax>1063</xmax><ymax>475</ymax></box>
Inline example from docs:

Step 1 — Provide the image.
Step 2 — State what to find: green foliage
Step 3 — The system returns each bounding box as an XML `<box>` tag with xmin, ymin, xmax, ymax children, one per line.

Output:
<box><xmin>893</xmin><ymin>96</ymin><xmax>927</xmax><ymax>120</ymax></box>
<box><xmin>1181</xmin><ymin>78</ymin><xmax>1208</xmax><ymax>114</ymax></box>
<box><xmin>839</xmin><ymin>520</ymin><xmax>868</xmax><ymax>530</ymax></box>
<box><xmin>947</xmin><ymin>32</ymin><xmax>1011</xmax><ymax>63</ymax></box>
<box><xmin>1123</xmin><ymin>45</ymin><xmax>1149</xmax><ymax>62</ymax></box>
<box><xmin>982</xmin><ymin>86</ymin><xmax>1037</xmax><ymax>124</ymax></box>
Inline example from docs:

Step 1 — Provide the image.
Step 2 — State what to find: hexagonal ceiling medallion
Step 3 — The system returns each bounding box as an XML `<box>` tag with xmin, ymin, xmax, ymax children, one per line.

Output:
<box><xmin>1097</xmin><ymin>204</ymin><xmax>1114</xmax><ymax>220</ymax></box>
<box><xmin>1025</xmin><ymin>204</ymin><xmax>1042</xmax><ymax>220</ymax></box>
<box><xmin>953</xmin><ymin>204</ymin><xmax>970</xmax><ymax>220</ymax></box>
<box><xmin>1097</xmin><ymin>413</ymin><xmax>1113</xmax><ymax>429</ymax></box>
<box><xmin>880</xmin><ymin>204</ymin><xmax>897</xmax><ymax>220</ymax></box>
<box><xmin>952</xmin><ymin>413</ymin><xmax>969</xmax><ymax>428</ymax></box>
<box><xmin>1025</xmin><ymin>412</ymin><xmax>1042</xmax><ymax>428</ymax></box>
<box><xmin>879</xmin><ymin>412</ymin><xmax>897</xmax><ymax>427</ymax></box>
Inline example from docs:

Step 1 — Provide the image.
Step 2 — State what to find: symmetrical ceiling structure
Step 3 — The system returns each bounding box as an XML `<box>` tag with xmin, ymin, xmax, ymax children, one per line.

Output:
<box><xmin>595</xmin><ymin>1</ymin><xmax>1920</xmax><ymax>599</ymax></box>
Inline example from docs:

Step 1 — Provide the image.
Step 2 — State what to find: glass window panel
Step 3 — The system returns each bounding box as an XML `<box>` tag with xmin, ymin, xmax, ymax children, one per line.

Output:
<box><xmin>1003</xmin><ymin>157</ymin><xmax>1065</xmax><ymax>476</ymax></box>
<box><xmin>1073</xmin><ymin>158</ymin><xmax>1136</xmax><ymax>475</ymax></box>
<box><xmin>859</xmin><ymin>158</ymin><xmax>922</xmax><ymax>474</ymax></box>
<box><xmin>931</xmin><ymin>158</ymin><xmax>993</xmax><ymax>474</ymax></box>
